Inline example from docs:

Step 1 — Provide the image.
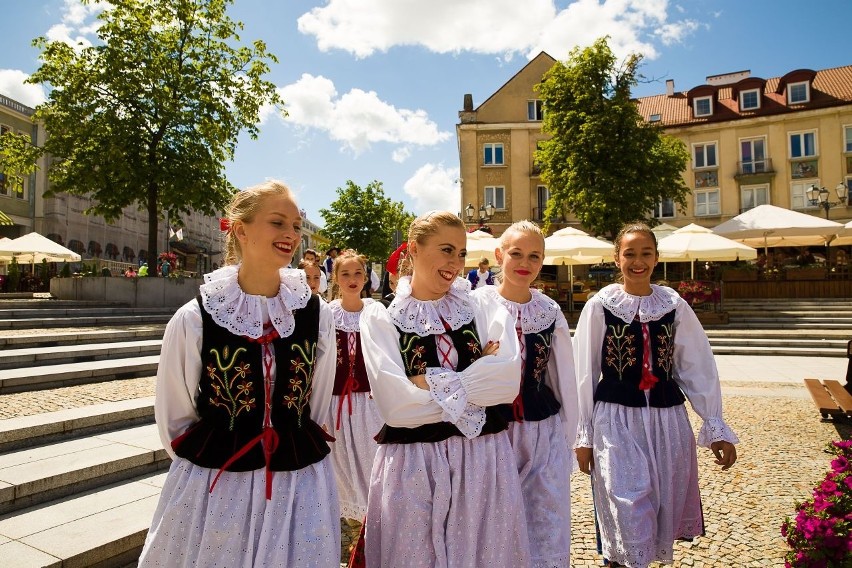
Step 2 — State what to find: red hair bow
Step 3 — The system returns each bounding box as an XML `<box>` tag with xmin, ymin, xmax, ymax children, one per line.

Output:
<box><xmin>386</xmin><ymin>242</ymin><xmax>408</xmax><ymax>276</ymax></box>
<box><xmin>219</xmin><ymin>218</ymin><xmax>231</xmax><ymax>232</ymax></box>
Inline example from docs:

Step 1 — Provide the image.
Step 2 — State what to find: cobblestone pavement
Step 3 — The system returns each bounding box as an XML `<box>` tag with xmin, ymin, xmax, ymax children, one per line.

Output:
<box><xmin>1</xmin><ymin>371</ymin><xmax>848</xmax><ymax>567</ymax></box>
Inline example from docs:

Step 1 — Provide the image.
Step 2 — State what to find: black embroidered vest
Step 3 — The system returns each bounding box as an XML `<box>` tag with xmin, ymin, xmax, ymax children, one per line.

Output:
<box><xmin>594</xmin><ymin>307</ymin><xmax>686</xmax><ymax>408</ymax></box>
<box><xmin>333</xmin><ymin>329</ymin><xmax>370</xmax><ymax>394</ymax></box>
<box><xmin>497</xmin><ymin>321</ymin><xmax>562</xmax><ymax>422</ymax></box>
<box><xmin>375</xmin><ymin>320</ymin><xmax>508</xmax><ymax>444</ymax></box>
<box><xmin>171</xmin><ymin>295</ymin><xmax>331</xmax><ymax>471</ymax></box>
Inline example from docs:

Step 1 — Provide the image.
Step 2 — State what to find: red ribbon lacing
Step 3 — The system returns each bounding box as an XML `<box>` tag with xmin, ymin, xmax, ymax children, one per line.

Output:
<box><xmin>336</xmin><ymin>334</ymin><xmax>360</xmax><ymax>430</ymax></box>
<box><xmin>511</xmin><ymin>320</ymin><xmax>525</xmax><ymax>421</ymax></box>
<box><xmin>209</xmin><ymin>327</ymin><xmax>280</xmax><ymax>500</ymax></box>
<box><xmin>639</xmin><ymin>322</ymin><xmax>660</xmax><ymax>391</ymax></box>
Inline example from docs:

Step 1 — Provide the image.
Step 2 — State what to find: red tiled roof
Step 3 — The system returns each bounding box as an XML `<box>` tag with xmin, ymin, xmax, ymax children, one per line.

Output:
<box><xmin>637</xmin><ymin>65</ymin><xmax>852</xmax><ymax>127</ymax></box>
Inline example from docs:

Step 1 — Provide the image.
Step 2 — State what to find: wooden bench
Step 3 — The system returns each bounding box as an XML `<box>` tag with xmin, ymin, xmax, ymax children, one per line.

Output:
<box><xmin>803</xmin><ymin>379</ymin><xmax>852</xmax><ymax>421</ymax></box>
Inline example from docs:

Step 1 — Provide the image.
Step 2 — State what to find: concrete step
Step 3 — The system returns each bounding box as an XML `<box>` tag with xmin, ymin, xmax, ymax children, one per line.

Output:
<box><xmin>0</xmin><ymin>423</ymin><xmax>168</xmax><ymax>515</ymax></box>
<box><xmin>0</xmin><ymin>357</ymin><xmax>159</xmax><ymax>394</ymax></box>
<box><xmin>0</xmin><ymin>340</ymin><xmax>162</xmax><ymax>370</ymax></box>
<box><xmin>0</xmin><ymin>307</ymin><xmax>175</xmax><ymax>319</ymax></box>
<box><xmin>0</xmin><ymin>397</ymin><xmax>155</xmax><ymax>453</ymax></box>
<box><xmin>0</xmin><ymin>314</ymin><xmax>173</xmax><ymax>330</ymax></box>
<box><xmin>0</xmin><ymin>299</ymin><xmax>130</xmax><ymax>309</ymax></box>
<box><xmin>0</xmin><ymin>327</ymin><xmax>165</xmax><ymax>349</ymax></box>
<box><xmin>0</xmin><ymin>470</ymin><xmax>166</xmax><ymax>568</ymax></box>
<box><xmin>710</xmin><ymin>345</ymin><xmax>843</xmax><ymax>357</ymax></box>
<box><xmin>708</xmin><ymin>337</ymin><xmax>847</xmax><ymax>348</ymax></box>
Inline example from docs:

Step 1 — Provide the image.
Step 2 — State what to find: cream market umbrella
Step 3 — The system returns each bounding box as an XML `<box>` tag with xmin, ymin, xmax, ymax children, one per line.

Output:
<box><xmin>0</xmin><ymin>231</ymin><xmax>82</xmax><ymax>264</ymax></box>
<box><xmin>544</xmin><ymin>227</ymin><xmax>615</xmax><ymax>311</ymax></box>
<box><xmin>830</xmin><ymin>220</ymin><xmax>852</xmax><ymax>247</ymax></box>
<box><xmin>650</xmin><ymin>222</ymin><xmax>679</xmax><ymax>240</ymax></box>
<box><xmin>465</xmin><ymin>229</ymin><xmax>500</xmax><ymax>268</ymax></box>
<box><xmin>658</xmin><ymin>223</ymin><xmax>757</xmax><ymax>279</ymax></box>
<box><xmin>712</xmin><ymin>204</ymin><xmax>843</xmax><ymax>253</ymax></box>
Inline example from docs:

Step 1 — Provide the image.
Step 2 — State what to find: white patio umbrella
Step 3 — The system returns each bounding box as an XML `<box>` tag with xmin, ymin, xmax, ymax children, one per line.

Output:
<box><xmin>651</xmin><ymin>222</ymin><xmax>680</xmax><ymax>279</ymax></box>
<box><xmin>543</xmin><ymin>227</ymin><xmax>615</xmax><ymax>310</ymax></box>
<box><xmin>0</xmin><ymin>231</ymin><xmax>82</xmax><ymax>265</ymax></box>
<box><xmin>712</xmin><ymin>204</ymin><xmax>843</xmax><ymax>253</ymax></box>
<box><xmin>830</xmin><ymin>220</ymin><xmax>852</xmax><ymax>247</ymax></box>
<box><xmin>657</xmin><ymin>223</ymin><xmax>757</xmax><ymax>279</ymax></box>
<box><xmin>465</xmin><ymin>229</ymin><xmax>500</xmax><ymax>268</ymax></box>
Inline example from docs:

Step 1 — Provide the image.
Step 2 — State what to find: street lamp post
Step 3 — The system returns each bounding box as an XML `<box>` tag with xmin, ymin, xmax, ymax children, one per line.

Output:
<box><xmin>806</xmin><ymin>182</ymin><xmax>849</xmax><ymax>219</ymax></box>
<box><xmin>465</xmin><ymin>202</ymin><xmax>496</xmax><ymax>230</ymax></box>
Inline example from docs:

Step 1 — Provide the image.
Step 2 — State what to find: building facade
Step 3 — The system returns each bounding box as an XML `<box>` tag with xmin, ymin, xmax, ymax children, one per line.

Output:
<box><xmin>456</xmin><ymin>55</ymin><xmax>852</xmax><ymax>236</ymax></box>
<box><xmin>0</xmin><ymin>94</ymin><xmax>45</xmax><ymax>238</ymax></box>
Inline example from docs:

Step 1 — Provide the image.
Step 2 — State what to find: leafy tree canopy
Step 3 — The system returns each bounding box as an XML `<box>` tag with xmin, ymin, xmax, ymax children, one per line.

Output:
<box><xmin>536</xmin><ymin>36</ymin><xmax>690</xmax><ymax>238</ymax></box>
<box><xmin>319</xmin><ymin>180</ymin><xmax>415</xmax><ymax>264</ymax></box>
<box><xmin>26</xmin><ymin>0</ymin><xmax>283</xmax><ymax>259</ymax></box>
<box><xmin>0</xmin><ymin>131</ymin><xmax>41</xmax><ymax>192</ymax></box>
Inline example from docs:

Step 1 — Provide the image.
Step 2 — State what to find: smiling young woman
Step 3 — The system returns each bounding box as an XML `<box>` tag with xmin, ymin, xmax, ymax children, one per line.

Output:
<box><xmin>359</xmin><ymin>210</ymin><xmax>532</xmax><ymax>567</ymax></box>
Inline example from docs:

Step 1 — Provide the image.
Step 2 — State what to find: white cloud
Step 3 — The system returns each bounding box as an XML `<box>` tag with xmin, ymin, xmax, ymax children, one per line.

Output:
<box><xmin>272</xmin><ymin>73</ymin><xmax>451</xmax><ymax>155</ymax></box>
<box><xmin>0</xmin><ymin>70</ymin><xmax>46</xmax><ymax>108</ymax></box>
<box><xmin>298</xmin><ymin>0</ymin><xmax>698</xmax><ymax>62</ymax></box>
<box><xmin>655</xmin><ymin>20</ymin><xmax>702</xmax><ymax>46</ymax></box>
<box><xmin>403</xmin><ymin>164</ymin><xmax>460</xmax><ymax>214</ymax></box>
<box><xmin>43</xmin><ymin>0</ymin><xmax>103</xmax><ymax>49</ymax></box>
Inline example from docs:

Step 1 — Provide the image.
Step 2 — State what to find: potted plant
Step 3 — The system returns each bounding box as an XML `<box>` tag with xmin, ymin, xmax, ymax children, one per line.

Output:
<box><xmin>781</xmin><ymin>440</ymin><xmax>851</xmax><ymax>567</ymax></box>
<box><xmin>721</xmin><ymin>261</ymin><xmax>758</xmax><ymax>282</ymax></box>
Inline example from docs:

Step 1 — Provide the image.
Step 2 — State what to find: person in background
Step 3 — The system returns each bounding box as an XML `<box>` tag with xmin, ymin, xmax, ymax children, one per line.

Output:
<box><xmin>573</xmin><ymin>222</ymin><xmax>738</xmax><ymax>568</ymax></box>
<box><xmin>359</xmin><ymin>210</ymin><xmax>530</xmax><ymax>567</ymax></box>
<box><xmin>474</xmin><ymin>220</ymin><xmax>578</xmax><ymax>568</ymax></box>
<box><xmin>298</xmin><ymin>258</ymin><xmax>324</xmax><ymax>297</ymax></box>
<box><xmin>360</xmin><ymin>260</ymin><xmax>381</xmax><ymax>299</ymax></box>
<box><xmin>467</xmin><ymin>257</ymin><xmax>494</xmax><ymax>289</ymax></box>
<box><xmin>324</xmin><ymin>246</ymin><xmax>340</xmax><ymax>275</ymax></box>
<box><xmin>380</xmin><ymin>243</ymin><xmax>407</xmax><ymax>307</ymax></box>
<box><xmin>138</xmin><ymin>262</ymin><xmax>149</xmax><ymax>277</ymax></box>
<box><xmin>138</xmin><ymin>179</ymin><xmax>339</xmax><ymax>567</ymax></box>
<box><xmin>160</xmin><ymin>257</ymin><xmax>170</xmax><ymax>277</ymax></box>
<box><xmin>302</xmin><ymin>248</ymin><xmax>328</xmax><ymax>294</ymax></box>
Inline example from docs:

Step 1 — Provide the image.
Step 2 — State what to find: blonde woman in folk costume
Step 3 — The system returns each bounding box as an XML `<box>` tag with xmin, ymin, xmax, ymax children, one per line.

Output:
<box><xmin>573</xmin><ymin>222</ymin><xmax>738</xmax><ymax>568</ymax></box>
<box><xmin>473</xmin><ymin>220</ymin><xmax>578</xmax><ymax>568</ymax></box>
<box><xmin>138</xmin><ymin>180</ymin><xmax>340</xmax><ymax>567</ymax></box>
<box><xmin>359</xmin><ymin>210</ymin><xmax>531</xmax><ymax>567</ymax></box>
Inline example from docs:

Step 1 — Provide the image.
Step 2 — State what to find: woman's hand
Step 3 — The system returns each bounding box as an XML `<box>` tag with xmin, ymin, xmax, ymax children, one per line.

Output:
<box><xmin>482</xmin><ymin>340</ymin><xmax>500</xmax><ymax>356</ymax></box>
<box><xmin>711</xmin><ymin>441</ymin><xmax>737</xmax><ymax>470</ymax></box>
<box><xmin>575</xmin><ymin>447</ymin><xmax>593</xmax><ymax>475</ymax></box>
<box><xmin>409</xmin><ymin>374</ymin><xmax>429</xmax><ymax>390</ymax></box>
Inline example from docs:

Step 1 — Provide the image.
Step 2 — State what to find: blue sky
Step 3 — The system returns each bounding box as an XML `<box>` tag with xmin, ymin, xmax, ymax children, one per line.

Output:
<box><xmin>1</xmin><ymin>0</ymin><xmax>850</xmax><ymax>227</ymax></box>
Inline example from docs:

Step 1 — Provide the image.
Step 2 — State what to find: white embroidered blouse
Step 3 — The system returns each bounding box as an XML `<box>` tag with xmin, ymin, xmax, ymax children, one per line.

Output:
<box><xmin>154</xmin><ymin>265</ymin><xmax>336</xmax><ymax>459</ymax></box>
<box><xmin>573</xmin><ymin>284</ymin><xmax>738</xmax><ymax>449</ymax></box>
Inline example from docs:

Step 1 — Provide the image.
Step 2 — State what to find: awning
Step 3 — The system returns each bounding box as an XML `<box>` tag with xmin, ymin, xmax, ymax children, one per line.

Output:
<box><xmin>0</xmin><ymin>210</ymin><xmax>12</xmax><ymax>226</ymax></box>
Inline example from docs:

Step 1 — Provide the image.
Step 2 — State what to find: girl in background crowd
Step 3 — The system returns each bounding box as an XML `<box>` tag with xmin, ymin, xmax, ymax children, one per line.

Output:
<box><xmin>360</xmin><ymin>210</ymin><xmax>531</xmax><ymax>567</ymax></box>
<box><xmin>326</xmin><ymin>249</ymin><xmax>383</xmax><ymax>555</ymax></box>
<box><xmin>474</xmin><ymin>220</ymin><xmax>578</xmax><ymax>568</ymax></box>
<box><xmin>138</xmin><ymin>180</ymin><xmax>340</xmax><ymax>567</ymax></box>
<box><xmin>573</xmin><ymin>222</ymin><xmax>738</xmax><ymax>568</ymax></box>
<box><xmin>298</xmin><ymin>258</ymin><xmax>323</xmax><ymax>296</ymax></box>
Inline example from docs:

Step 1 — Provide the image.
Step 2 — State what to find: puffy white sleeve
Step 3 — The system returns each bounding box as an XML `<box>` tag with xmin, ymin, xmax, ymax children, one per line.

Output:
<box><xmin>154</xmin><ymin>300</ymin><xmax>203</xmax><ymax>459</ymax></box>
<box><xmin>547</xmin><ymin>311</ymin><xmax>579</xmax><ymax>455</ymax></box>
<box><xmin>308</xmin><ymin>299</ymin><xmax>336</xmax><ymax>430</ymax></box>
<box><xmin>319</xmin><ymin>271</ymin><xmax>328</xmax><ymax>294</ymax></box>
<box><xmin>360</xmin><ymin>302</ymin><xmax>445</xmax><ymax>426</ymax></box>
<box><xmin>572</xmin><ymin>298</ymin><xmax>605</xmax><ymax>448</ymax></box>
<box><xmin>671</xmin><ymin>300</ymin><xmax>739</xmax><ymax>447</ymax></box>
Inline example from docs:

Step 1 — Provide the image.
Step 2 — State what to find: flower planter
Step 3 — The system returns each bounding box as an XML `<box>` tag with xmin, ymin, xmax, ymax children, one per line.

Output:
<box><xmin>721</xmin><ymin>269</ymin><xmax>758</xmax><ymax>282</ymax></box>
<box><xmin>784</xmin><ymin>267</ymin><xmax>827</xmax><ymax>281</ymax></box>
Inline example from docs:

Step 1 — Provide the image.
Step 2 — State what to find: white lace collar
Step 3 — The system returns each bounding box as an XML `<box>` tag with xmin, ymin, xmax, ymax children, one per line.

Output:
<box><xmin>328</xmin><ymin>298</ymin><xmax>374</xmax><ymax>332</ymax></box>
<box><xmin>387</xmin><ymin>276</ymin><xmax>475</xmax><ymax>335</ymax></box>
<box><xmin>597</xmin><ymin>283</ymin><xmax>679</xmax><ymax>324</ymax></box>
<box><xmin>199</xmin><ymin>264</ymin><xmax>311</xmax><ymax>339</ymax></box>
<box><xmin>478</xmin><ymin>286</ymin><xmax>559</xmax><ymax>333</ymax></box>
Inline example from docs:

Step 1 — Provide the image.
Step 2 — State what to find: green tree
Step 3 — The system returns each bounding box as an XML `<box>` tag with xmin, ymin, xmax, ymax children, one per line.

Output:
<box><xmin>26</xmin><ymin>0</ymin><xmax>282</xmax><ymax>262</ymax></box>
<box><xmin>536</xmin><ymin>37</ymin><xmax>690</xmax><ymax>238</ymax></box>
<box><xmin>319</xmin><ymin>180</ymin><xmax>415</xmax><ymax>264</ymax></box>
<box><xmin>0</xmin><ymin>131</ymin><xmax>41</xmax><ymax>194</ymax></box>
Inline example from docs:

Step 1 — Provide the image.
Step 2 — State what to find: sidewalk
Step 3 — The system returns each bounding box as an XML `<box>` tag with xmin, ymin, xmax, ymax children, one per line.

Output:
<box><xmin>715</xmin><ymin>354</ymin><xmax>848</xmax><ymax>386</ymax></box>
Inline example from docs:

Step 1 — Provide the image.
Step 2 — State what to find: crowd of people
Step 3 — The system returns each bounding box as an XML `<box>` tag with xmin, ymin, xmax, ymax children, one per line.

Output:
<box><xmin>136</xmin><ymin>179</ymin><xmax>739</xmax><ymax>568</ymax></box>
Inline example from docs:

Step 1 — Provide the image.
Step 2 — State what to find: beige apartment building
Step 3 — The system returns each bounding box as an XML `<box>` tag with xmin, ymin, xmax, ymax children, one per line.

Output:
<box><xmin>456</xmin><ymin>53</ymin><xmax>852</xmax><ymax>236</ymax></box>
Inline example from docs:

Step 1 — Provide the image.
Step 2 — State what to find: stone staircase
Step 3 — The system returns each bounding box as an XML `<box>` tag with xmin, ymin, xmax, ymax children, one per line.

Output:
<box><xmin>0</xmin><ymin>297</ymin><xmax>171</xmax><ymax>567</ymax></box>
<box><xmin>0</xmin><ymin>294</ymin><xmax>849</xmax><ymax>567</ymax></box>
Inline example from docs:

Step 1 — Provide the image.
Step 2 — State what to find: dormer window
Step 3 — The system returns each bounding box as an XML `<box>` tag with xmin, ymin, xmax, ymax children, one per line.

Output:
<box><xmin>527</xmin><ymin>100</ymin><xmax>543</xmax><ymax>121</ymax></box>
<box><xmin>788</xmin><ymin>81</ymin><xmax>810</xmax><ymax>104</ymax></box>
<box><xmin>649</xmin><ymin>114</ymin><xmax>662</xmax><ymax>122</ymax></box>
<box><xmin>740</xmin><ymin>89</ymin><xmax>760</xmax><ymax>111</ymax></box>
<box><xmin>694</xmin><ymin>96</ymin><xmax>713</xmax><ymax>117</ymax></box>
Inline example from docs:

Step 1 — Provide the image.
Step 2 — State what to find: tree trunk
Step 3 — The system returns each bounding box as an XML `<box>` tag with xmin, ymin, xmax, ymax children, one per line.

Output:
<box><xmin>147</xmin><ymin>182</ymin><xmax>158</xmax><ymax>273</ymax></box>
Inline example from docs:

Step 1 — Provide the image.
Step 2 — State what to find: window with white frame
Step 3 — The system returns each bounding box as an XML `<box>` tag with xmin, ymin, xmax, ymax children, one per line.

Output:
<box><xmin>653</xmin><ymin>198</ymin><xmax>675</xmax><ymax>218</ymax></box>
<box><xmin>791</xmin><ymin>180</ymin><xmax>819</xmax><ymax>210</ymax></box>
<box><xmin>693</xmin><ymin>96</ymin><xmax>712</xmax><ymax>117</ymax></box>
<box><xmin>740</xmin><ymin>89</ymin><xmax>760</xmax><ymax>111</ymax></box>
<box><xmin>527</xmin><ymin>100</ymin><xmax>543</xmax><ymax>121</ymax></box>
<box><xmin>740</xmin><ymin>184</ymin><xmax>769</xmax><ymax>211</ymax></box>
<box><xmin>740</xmin><ymin>137</ymin><xmax>767</xmax><ymax>174</ymax></box>
<box><xmin>844</xmin><ymin>125</ymin><xmax>852</xmax><ymax>152</ymax></box>
<box><xmin>790</xmin><ymin>130</ymin><xmax>816</xmax><ymax>158</ymax></box>
<box><xmin>693</xmin><ymin>142</ymin><xmax>717</xmax><ymax>168</ymax></box>
<box><xmin>483</xmin><ymin>143</ymin><xmax>504</xmax><ymax>166</ymax></box>
<box><xmin>484</xmin><ymin>186</ymin><xmax>506</xmax><ymax>210</ymax></box>
<box><xmin>788</xmin><ymin>81</ymin><xmax>810</xmax><ymax>104</ymax></box>
<box><xmin>694</xmin><ymin>189</ymin><xmax>720</xmax><ymax>216</ymax></box>
<box><xmin>536</xmin><ymin>185</ymin><xmax>549</xmax><ymax>219</ymax></box>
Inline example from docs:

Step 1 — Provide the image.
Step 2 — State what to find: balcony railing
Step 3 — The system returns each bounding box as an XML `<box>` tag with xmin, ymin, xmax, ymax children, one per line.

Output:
<box><xmin>736</xmin><ymin>158</ymin><xmax>774</xmax><ymax>176</ymax></box>
<box><xmin>531</xmin><ymin>207</ymin><xmax>565</xmax><ymax>223</ymax></box>
<box><xmin>531</xmin><ymin>163</ymin><xmax>541</xmax><ymax>177</ymax></box>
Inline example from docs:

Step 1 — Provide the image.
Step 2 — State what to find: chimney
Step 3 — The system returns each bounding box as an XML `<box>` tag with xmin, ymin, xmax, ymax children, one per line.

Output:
<box><xmin>463</xmin><ymin>94</ymin><xmax>473</xmax><ymax>111</ymax></box>
<box><xmin>666</xmin><ymin>80</ymin><xmax>674</xmax><ymax>97</ymax></box>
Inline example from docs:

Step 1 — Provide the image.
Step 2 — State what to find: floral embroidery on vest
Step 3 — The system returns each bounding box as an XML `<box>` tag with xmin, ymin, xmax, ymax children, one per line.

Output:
<box><xmin>284</xmin><ymin>339</ymin><xmax>316</xmax><ymax>426</ymax></box>
<box><xmin>655</xmin><ymin>323</ymin><xmax>674</xmax><ymax>380</ymax></box>
<box><xmin>463</xmin><ymin>328</ymin><xmax>483</xmax><ymax>360</ymax></box>
<box><xmin>531</xmin><ymin>332</ymin><xmax>552</xmax><ymax>389</ymax></box>
<box><xmin>399</xmin><ymin>332</ymin><xmax>428</xmax><ymax>375</ymax></box>
<box><xmin>605</xmin><ymin>323</ymin><xmax>637</xmax><ymax>379</ymax></box>
<box><xmin>206</xmin><ymin>345</ymin><xmax>255</xmax><ymax>431</ymax></box>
